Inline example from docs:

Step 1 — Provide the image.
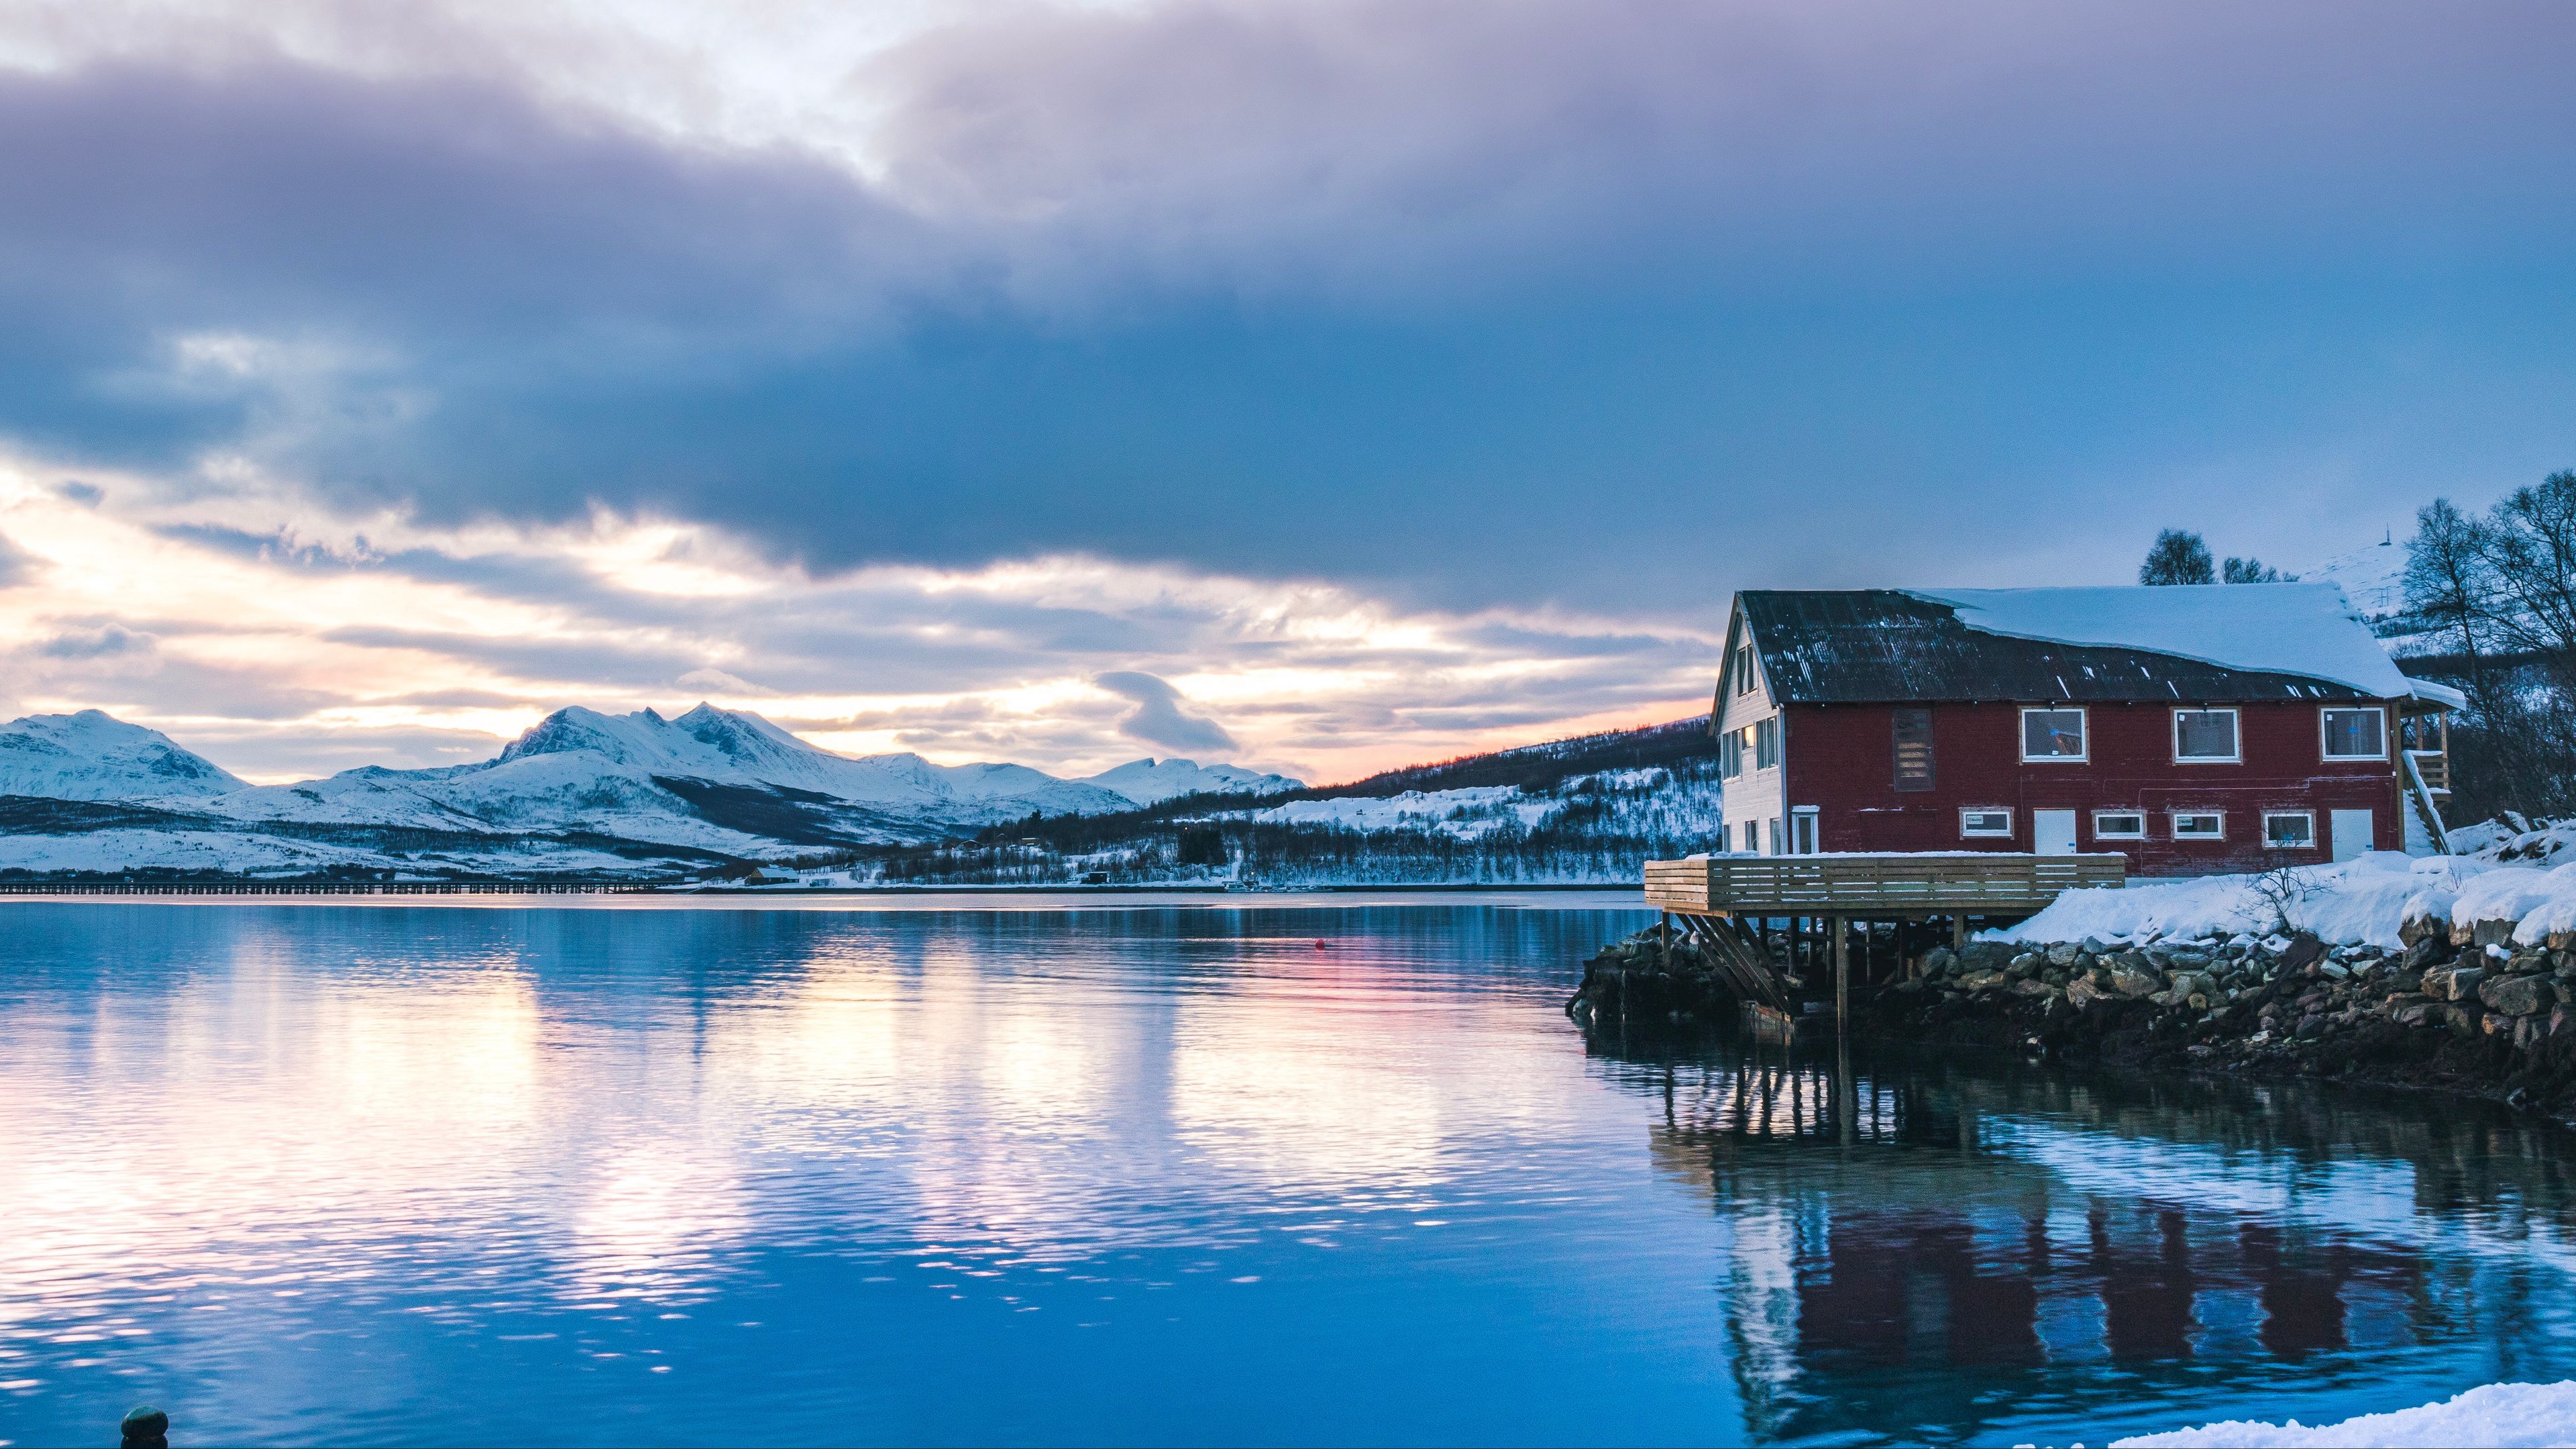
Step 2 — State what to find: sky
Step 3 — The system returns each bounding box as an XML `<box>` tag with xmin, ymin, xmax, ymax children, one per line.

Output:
<box><xmin>0</xmin><ymin>0</ymin><xmax>2569</xmax><ymax>784</ymax></box>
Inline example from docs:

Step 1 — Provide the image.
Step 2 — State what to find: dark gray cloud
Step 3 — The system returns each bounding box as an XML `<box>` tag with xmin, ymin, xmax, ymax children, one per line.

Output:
<box><xmin>1095</xmin><ymin>671</ymin><xmax>1239</xmax><ymax>753</ymax></box>
<box><xmin>0</xmin><ymin>4</ymin><xmax>2569</xmax><ymax>613</ymax></box>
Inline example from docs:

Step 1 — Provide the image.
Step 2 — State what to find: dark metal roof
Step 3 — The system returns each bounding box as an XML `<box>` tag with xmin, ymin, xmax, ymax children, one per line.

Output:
<box><xmin>1735</xmin><ymin>590</ymin><xmax>2381</xmax><ymax>704</ymax></box>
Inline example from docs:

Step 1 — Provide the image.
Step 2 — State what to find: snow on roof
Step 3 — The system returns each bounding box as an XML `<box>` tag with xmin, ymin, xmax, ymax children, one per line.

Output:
<box><xmin>1901</xmin><ymin>582</ymin><xmax>2426</xmax><ymax>702</ymax></box>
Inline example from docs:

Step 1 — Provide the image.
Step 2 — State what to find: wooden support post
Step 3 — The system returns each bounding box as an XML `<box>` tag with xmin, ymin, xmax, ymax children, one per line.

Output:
<box><xmin>1659</xmin><ymin>910</ymin><xmax>1670</xmax><ymax>963</ymax></box>
<box><xmin>1953</xmin><ymin>913</ymin><xmax>1969</xmax><ymax>951</ymax></box>
<box><xmin>1833</xmin><ymin>915</ymin><xmax>1849</xmax><ymax>1034</ymax></box>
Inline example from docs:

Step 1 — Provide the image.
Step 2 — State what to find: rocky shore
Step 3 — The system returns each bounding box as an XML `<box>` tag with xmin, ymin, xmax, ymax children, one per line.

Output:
<box><xmin>1568</xmin><ymin>915</ymin><xmax>2576</xmax><ymax>1118</ymax></box>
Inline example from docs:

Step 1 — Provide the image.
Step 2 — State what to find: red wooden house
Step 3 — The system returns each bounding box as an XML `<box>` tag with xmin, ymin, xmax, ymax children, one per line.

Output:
<box><xmin>1711</xmin><ymin>585</ymin><xmax>2462</xmax><ymax>875</ymax></box>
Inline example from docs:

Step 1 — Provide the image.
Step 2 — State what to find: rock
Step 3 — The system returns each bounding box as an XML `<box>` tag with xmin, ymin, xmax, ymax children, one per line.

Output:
<box><xmin>2473</xmin><ymin>918</ymin><xmax>2519</xmax><ymax>951</ymax></box>
<box><xmin>2392</xmin><ymin>1001</ymin><xmax>2439</xmax><ymax>1027</ymax></box>
<box><xmin>2516</xmin><ymin>1016</ymin><xmax>2540</xmax><ymax>1051</ymax></box>
<box><xmin>2481</xmin><ymin>974</ymin><xmax>2551</xmax><ymax>1018</ymax></box>
<box><xmin>1922</xmin><ymin>946</ymin><xmax>1956</xmax><ymax>976</ymax></box>
<box><xmin>1960</xmin><ymin>969</ymin><xmax>2008</xmax><ymax>993</ymax></box>
<box><xmin>2400</xmin><ymin>914</ymin><xmax>2443</xmax><ymax>946</ymax></box>
<box><xmin>2555</xmin><ymin>1005</ymin><xmax>2575</xmax><ymax>1038</ymax></box>
<box><xmin>2014</xmin><ymin>978</ymin><xmax>2062</xmax><ymax>1000</ymax></box>
<box><xmin>2110</xmin><ymin>965</ymin><xmax>2163</xmax><ymax>998</ymax></box>
<box><xmin>2080</xmin><ymin>936</ymin><xmax>2116</xmax><ymax>957</ymax></box>
<box><xmin>2164</xmin><ymin>970</ymin><xmax>2201</xmax><ymax>997</ymax></box>
<box><xmin>2319</xmin><ymin>961</ymin><xmax>2350</xmax><ymax>981</ymax></box>
<box><xmin>2402</xmin><ymin>934</ymin><xmax>2450</xmax><ymax>971</ymax></box>
<box><xmin>2186</xmin><ymin>993</ymin><xmax>2210</xmax><ymax>1011</ymax></box>
<box><xmin>2007</xmin><ymin>953</ymin><xmax>2041</xmax><ymax>978</ymax></box>
<box><xmin>2447</xmin><ymin>1004</ymin><xmax>2484</xmax><ymax>1036</ymax></box>
<box><xmin>2067</xmin><ymin>977</ymin><xmax>2104</xmax><ymax>1009</ymax></box>
<box><xmin>2295</xmin><ymin>1014</ymin><xmax>2326</xmax><ymax>1040</ymax></box>
<box><xmin>2046</xmin><ymin>943</ymin><xmax>2082</xmax><ymax>968</ymax></box>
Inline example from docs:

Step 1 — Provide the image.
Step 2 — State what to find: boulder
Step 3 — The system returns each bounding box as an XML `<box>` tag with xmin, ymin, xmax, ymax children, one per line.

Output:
<box><xmin>2013</xmin><ymin>979</ymin><xmax>2062</xmax><ymax>1000</ymax></box>
<box><xmin>2046</xmin><ymin>943</ymin><xmax>2082</xmax><ymax>968</ymax></box>
<box><xmin>2066</xmin><ymin>977</ymin><xmax>2105</xmax><ymax>1009</ymax></box>
<box><xmin>2109</xmin><ymin>965</ymin><xmax>2164</xmax><ymax>998</ymax></box>
<box><xmin>2402</xmin><ymin>934</ymin><xmax>2450</xmax><ymax>971</ymax></box>
<box><xmin>2473</xmin><ymin>918</ymin><xmax>2519</xmax><ymax>951</ymax></box>
<box><xmin>1960</xmin><ymin>969</ymin><xmax>2008</xmax><ymax>993</ymax></box>
<box><xmin>2007</xmin><ymin>953</ymin><xmax>2041</xmax><ymax>979</ymax></box>
<box><xmin>2481</xmin><ymin>974</ymin><xmax>2551</xmax><ymax>1018</ymax></box>
<box><xmin>2392</xmin><ymin>1001</ymin><xmax>2439</xmax><ymax>1027</ymax></box>
<box><xmin>1922</xmin><ymin>946</ymin><xmax>1957</xmax><ymax>977</ymax></box>
<box><xmin>2447</xmin><ymin>1004</ymin><xmax>2485</xmax><ymax>1036</ymax></box>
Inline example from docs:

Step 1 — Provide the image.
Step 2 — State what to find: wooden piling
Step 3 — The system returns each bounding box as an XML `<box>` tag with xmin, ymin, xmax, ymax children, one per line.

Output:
<box><xmin>1832</xmin><ymin>914</ymin><xmax>1849</xmax><ymax>1034</ymax></box>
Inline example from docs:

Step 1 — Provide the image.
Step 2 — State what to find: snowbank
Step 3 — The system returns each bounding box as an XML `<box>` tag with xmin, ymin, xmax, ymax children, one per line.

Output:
<box><xmin>1991</xmin><ymin>853</ymin><xmax>2462</xmax><ymax>951</ymax></box>
<box><xmin>2111</xmin><ymin>1381</ymin><xmax>2576</xmax><ymax>1448</ymax></box>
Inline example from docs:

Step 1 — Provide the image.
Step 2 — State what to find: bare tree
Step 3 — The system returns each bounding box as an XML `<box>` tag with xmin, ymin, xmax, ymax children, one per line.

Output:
<box><xmin>2141</xmin><ymin>529</ymin><xmax>2215</xmax><ymax>586</ymax></box>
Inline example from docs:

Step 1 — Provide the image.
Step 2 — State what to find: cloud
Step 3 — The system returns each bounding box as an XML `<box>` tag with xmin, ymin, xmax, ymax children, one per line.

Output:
<box><xmin>37</xmin><ymin>623</ymin><xmax>154</xmax><ymax>659</ymax></box>
<box><xmin>1093</xmin><ymin>671</ymin><xmax>1239</xmax><ymax>754</ymax></box>
<box><xmin>0</xmin><ymin>529</ymin><xmax>38</xmax><ymax>588</ymax></box>
<box><xmin>0</xmin><ymin>9</ymin><xmax>2562</xmax><ymax>613</ymax></box>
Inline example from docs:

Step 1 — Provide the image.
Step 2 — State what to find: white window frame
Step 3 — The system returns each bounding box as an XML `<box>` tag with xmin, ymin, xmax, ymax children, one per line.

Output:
<box><xmin>1741</xmin><ymin>820</ymin><xmax>1760</xmax><ymax>854</ymax></box>
<box><xmin>1791</xmin><ymin>806</ymin><xmax>1819</xmax><ymax>855</ymax></box>
<box><xmin>2172</xmin><ymin>707</ymin><xmax>2242</xmax><ymax>764</ymax></box>
<box><xmin>1766</xmin><ymin>818</ymin><xmax>1783</xmax><ymax>855</ymax></box>
<box><xmin>1753</xmin><ymin>716</ymin><xmax>1779</xmax><ymax>771</ymax></box>
<box><xmin>2320</xmin><ymin>706</ymin><xmax>2389</xmax><ymax>761</ymax></box>
<box><xmin>2020</xmin><ymin>707</ymin><xmax>2088</xmax><ymax>763</ymax></box>
<box><xmin>2092</xmin><ymin>810</ymin><xmax>2147</xmax><ymax>841</ymax></box>
<box><xmin>1960</xmin><ymin>807</ymin><xmax>2014</xmax><ymax>839</ymax></box>
<box><xmin>2171</xmin><ymin>810</ymin><xmax>2226</xmax><ymax>842</ymax></box>
<box><xmin>1734</xmin><ymin>644</ymin><xmax>1757</xmax><ymax>697</ymax></box>
<box><xmin>2263</xmin><ymin>810</ymin><xmax>2317</xmax><ymax>849</ymax></box>
<box><xmin>1720</xmin><ymin>731</ymin><xmax>1742</xmax><ymax>780</ymax></box>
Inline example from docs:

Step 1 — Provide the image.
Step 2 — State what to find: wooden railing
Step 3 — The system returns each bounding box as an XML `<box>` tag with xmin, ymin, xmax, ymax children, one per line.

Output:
<box><xmin>2408</xmin><ymin>749</ymin><xmax>2449</xmax><ymax>793</ymax></box>
<box><xmin>1645</xmin><ymin>853</ymin><xmax>2125</xmax><ymax>916</ymax></box>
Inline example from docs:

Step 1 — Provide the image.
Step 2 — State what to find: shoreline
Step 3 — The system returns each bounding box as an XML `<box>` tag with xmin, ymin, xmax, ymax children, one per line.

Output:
<box><xmin>1568</xmin><ymin>923</ymin><xmax>2576</xmax><ymax>1122</ymax></box>
<box><xmin>0</xmin><ymin>885</ymin><xmax>1654</xmax><ymax>912</ymax></box>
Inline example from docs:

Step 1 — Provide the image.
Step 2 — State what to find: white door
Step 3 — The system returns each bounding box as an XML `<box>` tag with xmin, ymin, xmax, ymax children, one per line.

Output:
<box><xmin>2033</xmin><ymin>809</ymin><xmax>2079</xmax><ymax>855</ymax></box>
<box><xmin>2332</xmin><ymin>808</ymin><xmax>2374</xmax><ymax>862</ymax></box>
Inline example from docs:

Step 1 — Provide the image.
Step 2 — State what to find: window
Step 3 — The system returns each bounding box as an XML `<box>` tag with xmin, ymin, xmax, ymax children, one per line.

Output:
<box><xmin>1792</xmin><ymin>808</ymin><xmax>1819</xmax><ymax>855</ymax></box>
<box><xmin>1720</xmin><ymin>731</ymin><xmax>1741</xmax><ymax>779</ymax></box>
<box><xmin>2092</xmin><ymin>810</ymin><xmax>2147</xmax><ymax>840</ymax></box>
<box><xmin>2171</xmin><ymin>810</ymin><xmax>2224</xmax><ymax>841</ymax></box>
<box><xmin>1892</xmin><ymin>708</ymin><xmax>1934</xmax><ymax>792</ymax></box>
<box><xmin>1741</xmin><ymin>820</ymin><xmax>1760</xmax><ymax>853</ymax></box>
<box><xmin>1961</xmin><ymin>808</ymin><xmax>2013</xmax><ymax>838</ymax></box>
<box><xmin>2022</xmin><ymin>708</ymin><xmax>2087</xmax><ymax>761</ymax></box>
<box><xmin>2263</xmin><ymin>811</ymin><xmax>2316</xmax><ymax>849</ymax></box>
<box><xmin>1767</xmin><ymin>818</ymin><xmax>1783</xmax><ymax>855</ymax></box>
<box><xmin>2322</xmin><ymin>707</ymin><xmax>2387</xmax><ymax>761</ymax></box>
<box><xmin>1753</xmin><ymin>717</ymin><xmax>1779</xmax><ymax>770</ymax></box>
<box><xmin>1734</xmin><ymin>644</ymin><xmax>1757</xmax><ymax>697</ymax></box>
<box><xmin>2174</xmin><ymin>708</ymin><xmax>2241</xmax><ymax>763</ymax></box>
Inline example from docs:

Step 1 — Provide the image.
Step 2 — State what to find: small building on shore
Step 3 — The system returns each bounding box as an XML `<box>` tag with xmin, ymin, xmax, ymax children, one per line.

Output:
<box><xmin>1711</xmin><ymin>584</ymin><xmax>2463</xmax><ymax>874</ymax></box>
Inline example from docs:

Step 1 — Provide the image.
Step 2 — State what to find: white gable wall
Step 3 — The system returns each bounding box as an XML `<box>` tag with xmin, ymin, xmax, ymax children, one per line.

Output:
<box><xmin>1715</xmin><ymin>622</ymin><xmax>1786</xmax><ymax>855</ymax></box>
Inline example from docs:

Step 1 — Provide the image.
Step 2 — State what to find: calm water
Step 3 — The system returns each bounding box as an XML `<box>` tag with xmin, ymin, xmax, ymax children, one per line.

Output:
<box><xmin>6</xmin><ymin>901</ymin><xmax>2576</xmax><ymax>1446</ymax></box>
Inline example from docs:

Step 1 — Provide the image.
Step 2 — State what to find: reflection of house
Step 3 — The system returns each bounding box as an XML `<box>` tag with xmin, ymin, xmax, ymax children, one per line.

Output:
<box><xmin>1631</xmin><ymin>1053</ymin><xmax>2436</xmax><ymax>1442</ymax></box>
<box><xmin>1709</xmin><ymin>586</ymin><xmax>2463</xmax><ymax>873</ymax></box>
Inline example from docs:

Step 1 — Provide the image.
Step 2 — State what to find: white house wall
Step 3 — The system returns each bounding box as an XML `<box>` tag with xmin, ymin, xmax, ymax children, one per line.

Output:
<box><xmin>1716</xmin><ymin>627</ymin><xmax>1786</xmax><ymax>855</ymax></box>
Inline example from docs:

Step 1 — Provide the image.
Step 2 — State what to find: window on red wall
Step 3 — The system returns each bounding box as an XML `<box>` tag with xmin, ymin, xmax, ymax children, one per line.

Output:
<box><xmin>1892</xmin><ymin>708</ymin><xmax>1933</xmax><ymax>792</ymax></box>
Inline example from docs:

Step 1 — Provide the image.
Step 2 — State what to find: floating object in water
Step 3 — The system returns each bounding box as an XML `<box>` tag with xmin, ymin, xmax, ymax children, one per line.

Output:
<box><xmin>1314</xmin><ymin>940</ymin><xmax>1328</xmax><ymax>950</ymax></box>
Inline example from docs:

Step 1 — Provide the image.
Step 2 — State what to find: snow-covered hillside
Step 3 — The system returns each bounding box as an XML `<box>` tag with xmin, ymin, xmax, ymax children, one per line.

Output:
<box><xmin>0</xmin><ymin>704</ymin><xmax>1305</xmax><ymax>880</ymax></box>
<box><xmin>0</xmin><ymin>711</ymin><xmax>247</xmax><ymax>802</ymax></box>
<box><xmin>1085</xmin><ymin>757</ymin><xmax>1301</xmax><ymax>805</ymax></box>
<box><xmin>2300</xmin><ymin>538</ymin><xmax>2411</xmax><ymax>628</ymax></box>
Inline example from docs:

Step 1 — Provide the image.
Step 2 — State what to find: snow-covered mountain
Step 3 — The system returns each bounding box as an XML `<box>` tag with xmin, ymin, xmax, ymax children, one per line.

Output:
<box><xmin>0</xmin><ymin>704</ymin><xmax>1305</xmax><ymax>879</ymax></box>
<box><xmin>1083</xmin><ymin>757</ymin><xmax>1302</xmax><ymax>806</ymax></box>
<box><xmin>0</xmin><ymin>711</ymin><xmax>247</xmax><ymax>802</ymax></box>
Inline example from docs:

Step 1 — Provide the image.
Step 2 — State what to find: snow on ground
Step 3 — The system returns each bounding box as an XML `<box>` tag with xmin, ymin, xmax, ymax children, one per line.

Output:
<box><xmin>1994</xmin><ymin>853</ymin><xmax>2474</xmax><ymax>949</ymax></box>
<box><xmin>2112</xmin><ymin>1381</ymin><xmax>2576</xmax><ymax>1448</ymax></box>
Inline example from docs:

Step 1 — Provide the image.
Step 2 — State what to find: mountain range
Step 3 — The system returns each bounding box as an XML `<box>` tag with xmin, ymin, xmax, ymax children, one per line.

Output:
<box><xmin>0</xmin><ymin>705</ymin><xmax>1299</xmax><ymax>880</ymax></box>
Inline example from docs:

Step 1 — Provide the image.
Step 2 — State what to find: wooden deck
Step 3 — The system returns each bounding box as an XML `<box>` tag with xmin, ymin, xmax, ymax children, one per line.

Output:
<box><xmin>1644</xmin><ymin>853</ymin><xmax>2125</xmax><ymax>918</ymax></box>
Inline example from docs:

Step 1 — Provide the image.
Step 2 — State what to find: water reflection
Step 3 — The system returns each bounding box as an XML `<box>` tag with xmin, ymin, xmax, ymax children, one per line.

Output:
<box><xmin>10</xmin><ymin>902</ymin><xmax>2576</xmax><ymax>1446</ymax></box>
<box><xmin>1591</xmin><ymin>1033</ymin><xmax>2576</xmax><ymax>1444</ymax></box>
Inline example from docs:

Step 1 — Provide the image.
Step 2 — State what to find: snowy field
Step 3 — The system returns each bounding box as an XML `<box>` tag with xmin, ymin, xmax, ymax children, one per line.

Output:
<box><xmin>1998</xmin><ymin>820</ymin><xmax>2576</xmax><ymax>950</ymax></box>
